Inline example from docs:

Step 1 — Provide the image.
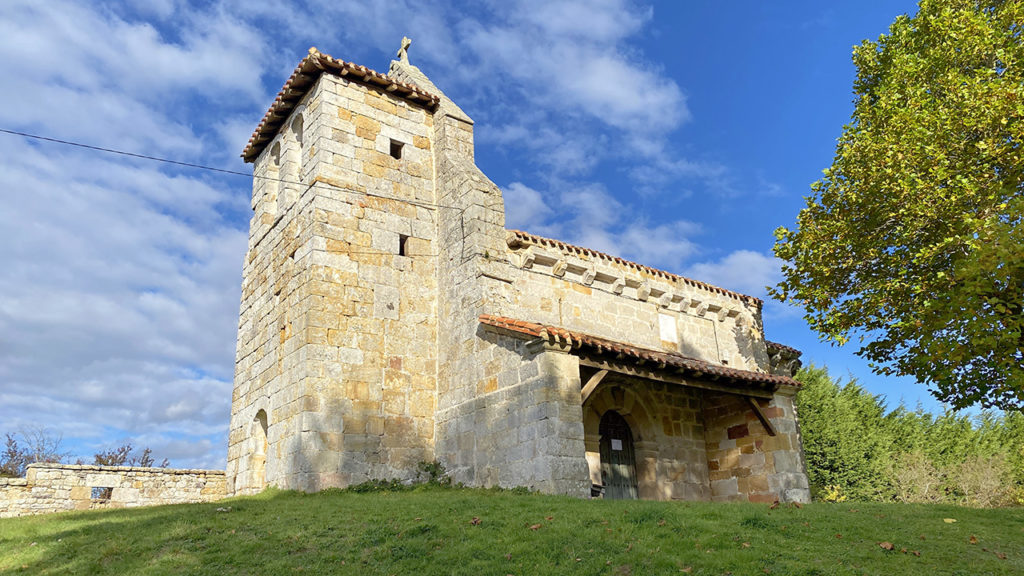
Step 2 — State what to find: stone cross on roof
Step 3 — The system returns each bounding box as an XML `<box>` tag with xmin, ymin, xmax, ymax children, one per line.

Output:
<box><xmin>397</xmin><ymin>36</ymin><xmax>412</xmax><ymax>64</ymax></box>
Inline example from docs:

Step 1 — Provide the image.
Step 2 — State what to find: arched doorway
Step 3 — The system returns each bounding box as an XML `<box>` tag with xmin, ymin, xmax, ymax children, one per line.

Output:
<box><xmin>599</xmin><ymin>410</ymin><xmax>638</xmax><ymax>499</ymax></box>
<box><xmin>251</xmin><ymin>409</ymin><xmax>268</xmax><ymax>490</ymax></box>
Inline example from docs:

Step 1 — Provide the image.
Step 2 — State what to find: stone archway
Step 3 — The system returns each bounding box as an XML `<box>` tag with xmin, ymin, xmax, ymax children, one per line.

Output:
<box><xmin>583</xmin><ymin>380</ymin><xmax>658</xmax><ymax>498</ymax></box>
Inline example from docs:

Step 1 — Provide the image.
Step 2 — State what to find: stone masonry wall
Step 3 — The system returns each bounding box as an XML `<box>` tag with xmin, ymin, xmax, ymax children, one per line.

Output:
<box><xmin>703</xmin><ymin>389</ymin><xmax>810</xmax><ymax>503</ymax></box>
<box><xmin>227</xmin><ymin>70</ymin><xmax>438</xmax><ymax>494</ymax></box>
<box><xmin>497</xmin><ymin>239</ymin><xmax>769</xmax><ymax>373</ymax></box>
<box><xmin>388</xmin><ymin>61</ymin><xmax>590</xmax><ymax>494</ymax></box>
<box><xmin>434</xmin><ymin>331</ymin><xmax>589</xmax><ymax>494</ymax></box>
<box><xmin>0</xmin><ymin>464</ymin><xmax>226</xmax><ymax>518</ymax></box>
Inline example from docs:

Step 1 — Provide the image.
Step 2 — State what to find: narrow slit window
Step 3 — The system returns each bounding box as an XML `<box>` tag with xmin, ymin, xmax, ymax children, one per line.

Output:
<box><xmin>398</xmin><ymin>234</ymin><xmax>410</xmax><ymax>257</ymax></box>
<box><xmin>390</xmin><ymin>139</ymin><xmax>404</xmax><ymax>160</ymax></box>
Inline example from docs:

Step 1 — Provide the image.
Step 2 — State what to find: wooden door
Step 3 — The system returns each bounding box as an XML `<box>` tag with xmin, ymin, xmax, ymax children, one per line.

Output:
<box><xmin>599</xmin><ymin>411</ymin><xmax>638</xmax><ymax>499</ymax></box>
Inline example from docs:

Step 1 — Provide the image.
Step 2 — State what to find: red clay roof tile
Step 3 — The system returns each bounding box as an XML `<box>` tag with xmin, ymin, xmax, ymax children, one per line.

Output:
<box><xmin>479</xmin><ymin>314</ymin><xmax>798</xmax><ymax>389</ymax></box>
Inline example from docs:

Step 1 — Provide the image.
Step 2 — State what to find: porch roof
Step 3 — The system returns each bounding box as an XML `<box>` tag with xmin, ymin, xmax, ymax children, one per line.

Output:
<box><xmin>478</xmin><ymin>314</ymin><xmax>800</xmax><ymax>394</ymax></box>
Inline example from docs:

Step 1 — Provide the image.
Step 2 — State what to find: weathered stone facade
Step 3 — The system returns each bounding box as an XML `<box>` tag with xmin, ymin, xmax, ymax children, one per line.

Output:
<box><xmin>227</xmin><ymin>44</ymin><xmax>810</xmax><ymax>503</ymax></box>
<box><xmin>0</xmin><ymin>464</ymin><xmax>226</xmax><ymax>518</ymax></box>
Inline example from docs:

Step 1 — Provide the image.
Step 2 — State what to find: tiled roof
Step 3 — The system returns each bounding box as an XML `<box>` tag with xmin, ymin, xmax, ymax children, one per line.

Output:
<box><xmin>507</xmin><ymin>230</ymin><xmax>761</xmax><ymax>306</ymax></box>
<box><xmin>479</xmin><ymin>314</ymin><xmax>798</xmax><ymax>389</ymax></box>
<box><xmin>242</xmin><ymin>47</ymin><xmax>440</xmax><ymax>162</ymax></box>
<box><xmin>766</xmin><ymin>340</ymin><xmax>802</xmax><ymax>357</ymax></box>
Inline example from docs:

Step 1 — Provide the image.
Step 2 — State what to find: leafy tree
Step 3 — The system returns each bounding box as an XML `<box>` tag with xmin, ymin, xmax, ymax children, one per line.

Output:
<box><xmin>794</xmin><ymin>365</ymin><xmax>894</xmax><ymax>500</ymax></box>
<box><xmin>772</xmin><ymin>0</ymin><xmax>1024</xmax><ymax>410</ymax></box>
<box><xmin>0</xmin><ymin>427</ymin><xmax>70</xmax><ymax>477</ymax></box>
<box><xmin>94</xmin><ymin>443</ymin><xmax>169</xmax><ymax>468</ymax></box>
<box><xmin>796</xmin><ymin>364</ymin><xmax>1024</xmax><ymax>505</ymax></box>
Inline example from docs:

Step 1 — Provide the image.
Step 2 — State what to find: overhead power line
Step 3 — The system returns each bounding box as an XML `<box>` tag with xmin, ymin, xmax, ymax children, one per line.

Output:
<box><xmin>0</xmin><ymin>127</ymin><xmax>250</xmax><ymax>177</ymax></box>
<box><xmin>0</xmin><ymin>127</ymin><xmax>488</xmax><ymax>214</ymax></box>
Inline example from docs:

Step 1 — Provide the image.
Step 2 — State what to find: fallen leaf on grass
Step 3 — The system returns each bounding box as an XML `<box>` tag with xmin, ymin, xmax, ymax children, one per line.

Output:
<box><xmin>741</xmin><ymin>542</ymin><xmax>751</xmax><ymax>548</ymax></box>
<box><xmin>679</xmin><ymin>567</ymin><xmax>692</xmax><ymax>573</ymax></box>
<box><xmin>770</xmin><ymin>501</ymin><xmax>779</xmax><ymax>509</ymax></box>
<box><xmin>835</xmin><ymin>534</ymin><xmax>842</xmax><ymax>539</ymax></box>
<box><xmin>911</xmin><ymin>550</ymin><xmax>921</xmax><ymax>557</ymax></box>
<box><xmin>529</xmin><ymin>524</ymin><xmax>542</xmax><ymax>531</ymax></box>
<box><xmin>545</xmin><ymin>516</ymin><xmax>553</xmax><ymax>520</ymax></box>
<box><xmin>969</xmin><ymin>535</ymin><xmax>978</xmax><ymax>544</ymax></box>
<box><xmin>470</xmin><ymin>517</ymin><xmax>481</xmax><ymax>526</ymax></box>
<box><xmin>879</xmin><ymin>542</ymin><xmax>894</xmax><ymax>551</ymax></box>
<box><xmin>791</xmin><ymin>502</ymin><xmax>802</xmax><ymax>509</ymax></box>
<box><xmin>658</xmin><ymin>519</ymin><xmax>666</xmax><ymax>526</ymax></box>
<box><xmin>504</xmin><ymin>553</ymin><xmax>512</xmax><ymax>560</ymax></box>
<box><xmin>995</xmin><ymin>552</ymin><xmax>1007</xmax><ymax>560</ymax></box>
<box><xmin>943</xmin><ymin>518</ymin><xmax>957</xmax><ymax>523</ymax></box>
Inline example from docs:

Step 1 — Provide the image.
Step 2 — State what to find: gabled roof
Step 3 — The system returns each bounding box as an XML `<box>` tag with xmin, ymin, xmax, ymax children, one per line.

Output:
<box><xmin>507</xmin><ymin>230</ymin><xmax>762</xmax><ymax>306</ymax></box>
<box><xmin>242</xmin><ymin>48</ymin><xmax>440</xmax><ymax>162</ymax></box>
<box><xmin>479</xmin><ymin>314</ymin><xmax>798</xmax><ymax>389</ymax></box>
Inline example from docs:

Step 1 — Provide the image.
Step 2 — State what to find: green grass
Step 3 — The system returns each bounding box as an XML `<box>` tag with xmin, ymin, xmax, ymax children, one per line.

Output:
<box><xmin>1</xmin><ymin>486</ymin><xmax>1022</xmax><ymax>575</ymax></box>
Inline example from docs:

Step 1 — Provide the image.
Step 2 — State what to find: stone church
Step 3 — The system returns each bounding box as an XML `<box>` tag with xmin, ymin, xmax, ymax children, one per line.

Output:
<box><xmin>226</xmin><ymin>41</ymin><xmax>810</xmax><ymax>503</ymax></box>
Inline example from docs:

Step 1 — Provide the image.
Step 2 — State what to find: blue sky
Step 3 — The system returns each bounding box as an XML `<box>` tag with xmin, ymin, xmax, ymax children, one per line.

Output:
<box><xmin>0</xmin><ymin>0</ymin><xmax>934</xmax><ymax>469</ymax></box>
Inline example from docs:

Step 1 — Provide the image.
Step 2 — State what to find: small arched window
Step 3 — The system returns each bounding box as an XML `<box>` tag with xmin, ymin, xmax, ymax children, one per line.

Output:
<box><xmin>270</xmin><ymin>142</ymin><xmax>282</xmax><ymax>171</ymax></box>
<box><xmin>291</xmin><ymin>114</ymin><xmax>304</xmax><ymax>148</ymax></box>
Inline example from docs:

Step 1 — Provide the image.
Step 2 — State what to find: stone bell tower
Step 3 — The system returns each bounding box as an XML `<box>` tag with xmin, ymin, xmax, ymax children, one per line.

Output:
<box><xmin>226</xmin><ymin>40</ymin><xmax>507</xmax><ymax>494</ymax></box>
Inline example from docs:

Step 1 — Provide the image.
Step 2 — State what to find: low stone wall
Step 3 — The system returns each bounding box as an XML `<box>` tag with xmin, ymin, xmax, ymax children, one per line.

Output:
<box><xmin>0</xmin><ymin>463</ymin><xmax>227</xmax><ymax>518</ymax></box>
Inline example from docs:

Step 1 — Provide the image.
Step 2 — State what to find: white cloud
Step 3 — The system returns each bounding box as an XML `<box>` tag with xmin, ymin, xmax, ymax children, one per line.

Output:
<box><xmin>510</xmin><ymin>181</ymin><xmax>703</xmax><ymax>271</ymax></box>
<box><xmin>0</xmin><ymin>0</ymin><xmax>264</xmax><ymax>468</ymax></box>
<box><xmin>503</xmin><ymin>182</ymin><xmax>553</xmax><ymax>230</ymax></box>
<box><xmin>685</xmin><ymin>250</ymin><xmax>783</xmax><ymax>299</ymax></box>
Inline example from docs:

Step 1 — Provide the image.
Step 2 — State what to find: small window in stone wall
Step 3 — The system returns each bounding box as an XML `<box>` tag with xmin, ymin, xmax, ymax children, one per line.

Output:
<box><xmin>390</xmin><ymin>139</ymin><xmax>404</xmax><ymax>160</ymax></box>
<box><xmin>91</xmin><ymin>486</ymin><xmax>113</xmax><ymax>501</ymax></box>
<box><xmin>291</xmin><ymin>114</ymin><xmax>304</xmax><ymax>148</ymax></box>
<box><xmin>398</xmin><ymin>234</ymin><xmax>409</xmax><ymax>257</ymax></box>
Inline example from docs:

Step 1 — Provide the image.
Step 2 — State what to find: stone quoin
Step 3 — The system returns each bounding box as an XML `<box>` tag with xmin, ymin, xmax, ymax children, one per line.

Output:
<box><xmin>226</xmin><ymin>40</ymin><xmax>811</xmax><ymax>503</ymax></box>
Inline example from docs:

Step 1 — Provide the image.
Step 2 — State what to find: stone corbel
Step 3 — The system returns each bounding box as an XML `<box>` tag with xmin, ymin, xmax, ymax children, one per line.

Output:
<box><xmin>552</xmin><ymin>258</ymin><xmax>567</xmax><ymax>277</ymax></box>
<box><xmin>695</xmin><ymin>303</ymin><xmax>709</xmax><ymax>317</ymax></box>
<box><xmin>658</xmin><ymin>292</ymin><xmax>672</xmax><ymax>309</ymax></box>
<box><xmin>515</xmin><ymin>247</ymin><xmax>535</xmax><ymax>269</ymax></box>
<box><xmin>610</xmin><ymin>277</ymin><xmax>625</xmax><ymax>295</ymax></box>
<box><xmin>636</xmin><ymin>282</ymin><xmax>651</xmax><ymax>302</ymax></box>
<box><xmin>581</xmin><ymin>264</ymin><xmax>596</xmax><ymax>286</ymax></box>
<box><xmin>675</xmin><ymin>294</ymin><xmax>690</xmax><ymax>313</ymax></box>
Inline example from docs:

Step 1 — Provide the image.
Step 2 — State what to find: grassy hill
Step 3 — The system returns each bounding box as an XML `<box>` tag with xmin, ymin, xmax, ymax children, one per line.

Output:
<box><xmin>1</xmin><ymin>485</ymin><xmax>1021</xmax><ymax>575</ymax></box>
